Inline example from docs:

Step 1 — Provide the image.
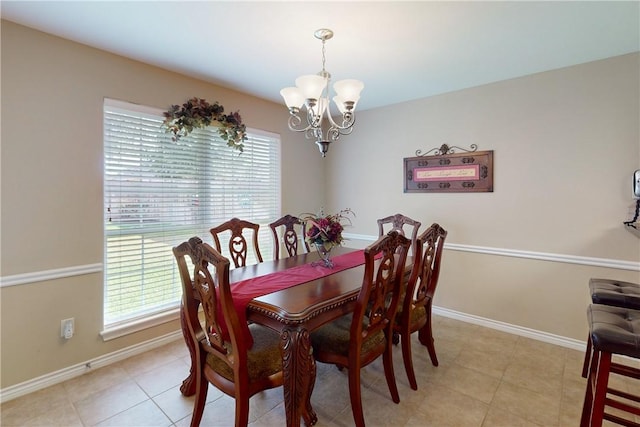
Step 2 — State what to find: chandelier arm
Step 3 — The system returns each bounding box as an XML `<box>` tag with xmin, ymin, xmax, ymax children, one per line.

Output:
<box><xmin>307</xmin><ymin>107</ymin><xmax>323</xmax><ymax>128</ymax></box>
<box><xmin>326</xmin><ymin>127</ymin><xmax>341</xmax><ymax>143</ymax></box>
<box><xmin>323</xmin><ymin>109</ymin><xmax>355</xmax><ymax>131</ymax></box>
<box><xmin>287</xmin><ymin>113</ymin><xmax>313</xmax><ymax>133</ymax></box>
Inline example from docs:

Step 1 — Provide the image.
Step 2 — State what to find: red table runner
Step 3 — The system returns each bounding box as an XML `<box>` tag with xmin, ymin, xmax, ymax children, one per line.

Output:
<box><xmin>220</xmin><ymin>249</ymin><xmax>366</xmax><ymax>346</ymax></box>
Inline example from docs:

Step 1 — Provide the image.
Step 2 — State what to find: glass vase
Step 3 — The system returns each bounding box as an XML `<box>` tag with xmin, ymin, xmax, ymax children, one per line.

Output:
<box><xmin>314</xmin><ymin>243</ymin><xmax>334</xmax><ymax>268</ymax></box>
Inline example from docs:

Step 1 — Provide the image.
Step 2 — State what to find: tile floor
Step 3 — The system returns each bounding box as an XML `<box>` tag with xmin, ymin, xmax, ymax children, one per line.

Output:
<box><xmin>0</xmin><ymin>315</ymin><xmax>605</xmax><ymax>426</ymax></box>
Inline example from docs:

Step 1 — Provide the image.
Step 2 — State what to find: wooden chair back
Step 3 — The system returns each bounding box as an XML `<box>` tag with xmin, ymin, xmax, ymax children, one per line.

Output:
<box><xmin>310</xmin><ymin>230</ymin><xmax>411</xmax><ymax>426</ymax></box>
<box><xmin>269</xmin><ymin>214</ymin><xmax>309</xmax><ymax>260</ymax></box>
<box><xmin>377</xmin><ymin>213</ymin><xmax>422</xmax><ymax>256</ymax></box>
<box><xmin>354</xmin><ymin>230</ymin><xmax>411</xmax><ymax>356</ymax></box>
<box><xmin>173</xmin><ymin>236</ymin><xmax>283</xmax><ymax>426</ymax></box>
<box><xmin>395</xmin><ymin>222</ymin><xmax>447</xmax><ymax>389</ymax></box>
<box><xmin>210</xmin><ymin>218</ymin><xmax>263</xmax><ymax>268</ymax></box>
<box><xmin>407</xmin><ymin>223</ymin><xmax>447</xmax><ymax>313</ymax></box>
<box><xmin>173</xmin><ymin>237</ymin><xmax>245</xmax><ymax>374</ymax></box>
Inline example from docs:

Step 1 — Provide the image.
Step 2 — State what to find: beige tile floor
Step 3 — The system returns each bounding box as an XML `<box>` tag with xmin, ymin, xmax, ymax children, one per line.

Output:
<box><xmin>1</xmin><ymin>315</ymin><xmax>601</xmax><ymax>426</ymax></box>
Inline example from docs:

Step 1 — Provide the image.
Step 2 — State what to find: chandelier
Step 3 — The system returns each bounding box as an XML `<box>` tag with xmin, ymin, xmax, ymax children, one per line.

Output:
<box><xmin>280</xmin><ymin>29</ymin><xmax>364</xmax><ymax>157</ymax></box>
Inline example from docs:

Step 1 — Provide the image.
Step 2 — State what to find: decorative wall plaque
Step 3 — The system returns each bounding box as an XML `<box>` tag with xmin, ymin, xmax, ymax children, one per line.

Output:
<box><xmin>404</xmin><ymin>144</ymin><xmax>493</xmax><ymax>193</ymax></box>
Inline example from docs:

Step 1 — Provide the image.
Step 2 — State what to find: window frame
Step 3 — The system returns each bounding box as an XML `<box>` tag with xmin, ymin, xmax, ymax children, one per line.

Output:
<box><xmin>101</xmin><ymin>98</ymin><xmax>281</xmax><ymax>340</ymax></box>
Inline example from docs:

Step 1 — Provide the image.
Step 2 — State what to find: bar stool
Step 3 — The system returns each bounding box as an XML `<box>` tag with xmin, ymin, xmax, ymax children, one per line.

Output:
<box><xmin>580</xmin><ymin>304</ymin><xmax>640</xmax><ymax>427</ymax></box>
<box><xmin>582</xmin><ymin>279</ymin><xmax>640</xmax><ymax>378</ymax></box>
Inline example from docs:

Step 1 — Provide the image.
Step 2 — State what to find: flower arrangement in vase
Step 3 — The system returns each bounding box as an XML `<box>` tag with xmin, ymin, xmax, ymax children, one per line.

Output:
<box><xmin>300</xmin><ymin>208</ymin><xmax>355</xmax><ymax>267</ymax></box>
<box><xmin>162</xmin><ymin>97</ymin><xmax>247</xmax><ymax>152</ymax></box>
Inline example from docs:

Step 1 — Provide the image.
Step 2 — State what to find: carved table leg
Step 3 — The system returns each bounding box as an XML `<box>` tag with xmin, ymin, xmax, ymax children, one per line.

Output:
<box><xmin>179</xmin><ymin>301</ymin><xmax>197</xmax><ymax>396</ymax></box>
<box><xmin>281</xmin><ymin>327</ymin><xmax>317</xmax><ymax>427</ymax></box>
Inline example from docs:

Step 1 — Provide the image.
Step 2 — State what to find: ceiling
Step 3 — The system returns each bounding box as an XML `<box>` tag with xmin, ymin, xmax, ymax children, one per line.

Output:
<box><xmin>2</xmin><ymin>1</ymin><xmax>639</xmax><ymax>112</ymax></box>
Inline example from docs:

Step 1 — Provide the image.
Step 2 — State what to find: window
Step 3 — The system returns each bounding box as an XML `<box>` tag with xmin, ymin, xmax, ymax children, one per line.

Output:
<box><xmin>103</xmin><ymin>99</ymin><xmax>280</xmax><ymax>333</ymax></box>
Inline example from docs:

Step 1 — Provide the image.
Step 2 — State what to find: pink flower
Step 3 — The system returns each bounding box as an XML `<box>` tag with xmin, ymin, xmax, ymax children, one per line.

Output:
<box><xmin>300</xmin><ymin>209</ymin><xmax>354</xmax><ymax>249</ymax></box>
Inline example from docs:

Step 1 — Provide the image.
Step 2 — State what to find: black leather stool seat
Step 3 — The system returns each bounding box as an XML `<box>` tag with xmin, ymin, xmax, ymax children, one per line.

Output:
<box><xmin>588</xmin><ymin>304</ymin><xmax>640</xmax><ymax>359</ymax></box>
<box><xmin>590</xmin><ymin>278</ymin><xmax>640</xmax><ymax>310</ymax></box>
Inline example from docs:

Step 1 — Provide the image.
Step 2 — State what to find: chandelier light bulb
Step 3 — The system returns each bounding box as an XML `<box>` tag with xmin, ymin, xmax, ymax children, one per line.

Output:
<box><xmin>333</xmin><ymin>95</ymin><xmax>359</xmax><ymax>114</ymax></box>
<box><xmin>333</xmin><ymin>79</ymin><xmax>364</xmax><ymax>103</ymax></box>
<box><xmin>280</xmin><ymin>87</ymin><xmax>304</xmax><ymax>110</ymax></box>
<box><xmin>295</xmin><ymin>75</ymin><xmax>327</xmax><ymax>102</ymax></box>
<box><xmin>332</xmin><ymin>95</ymin><xmax>347</xmax><ymax>114</ymax></box>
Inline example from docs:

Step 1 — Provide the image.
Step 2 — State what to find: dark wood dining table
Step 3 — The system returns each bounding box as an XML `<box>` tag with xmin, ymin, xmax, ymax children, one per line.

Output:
<box><xmin>179</xmin><ymin>246</ymin><xmax>410</xmax><ymax>427</ymax></box>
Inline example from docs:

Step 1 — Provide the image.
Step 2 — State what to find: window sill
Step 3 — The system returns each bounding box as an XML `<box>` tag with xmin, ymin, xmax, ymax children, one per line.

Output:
<box><xmin>100</xmin><ymin>308</ymin><xmax>181</xmax><ymax>341</ymax></box>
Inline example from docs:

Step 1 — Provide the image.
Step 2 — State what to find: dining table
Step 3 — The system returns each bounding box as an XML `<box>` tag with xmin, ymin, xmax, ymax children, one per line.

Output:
<box><xmin>178</xmin><ymin>246</ymin><xmax>411</xmax><ymax>427</ymax></box>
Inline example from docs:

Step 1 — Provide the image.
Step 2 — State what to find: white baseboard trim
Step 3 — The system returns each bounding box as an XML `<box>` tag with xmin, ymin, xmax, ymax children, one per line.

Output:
<box><xmin>0</xmin><ymin>331</ymin><xmax>183</xmax><ymax>404</ymax></box>
<box><xmin>433</xmin><ymin>305</ymin><xmax>586</xmax><ymax>352</ymax></box>
<box><xmin>1</xmin><ymin>308</ymin><xmax>587</xmax><ymax>404</ymax></box>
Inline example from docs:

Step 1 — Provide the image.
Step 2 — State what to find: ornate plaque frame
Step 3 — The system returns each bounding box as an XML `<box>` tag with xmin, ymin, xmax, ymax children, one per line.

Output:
<box><xmin>404</xmin><ymin>146</ymin><xmax>493</xmax><ymax>193</ymax></box>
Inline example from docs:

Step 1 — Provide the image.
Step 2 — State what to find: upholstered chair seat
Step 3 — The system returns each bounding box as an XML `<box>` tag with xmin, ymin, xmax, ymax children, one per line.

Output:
<box><xmin>310</xmin><ymin>314</ymin><xmax>385</xmax><ymax>357</ymax></box>
<box><xmin>206</xmin><ymin>324</ymin><xmax>283</xmax><ymax>382</ymax></box>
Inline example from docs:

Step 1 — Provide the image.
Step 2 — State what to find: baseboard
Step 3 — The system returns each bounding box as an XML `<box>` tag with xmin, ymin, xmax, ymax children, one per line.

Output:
<box><xmin>0</xmin><ymin>308</ymin><xmax>587</xmax><ymax>404</ymax></box>
<box><xmin>433</xmin><ymin>306</ymin><xmax>586</xmax><ymax>351</ymax></box>
<box><xmin>0</xmin><ymin>331</ymin><xmax>183</xmax><ymax>404</ymax></box>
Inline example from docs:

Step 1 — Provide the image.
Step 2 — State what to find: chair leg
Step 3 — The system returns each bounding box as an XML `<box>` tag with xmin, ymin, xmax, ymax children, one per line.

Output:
<box><xmin>383</xmin><ymin>337</ymin><xmax>400</xmax><ymax>403</ymax></box>
<box><xmin>347</xmin><ymin>363</ymin><xmax>366</xmax><ymax>427</ymax></box>
<box><xmin>190</xmin><ymin>369</ymin><xmax>208</xmax><ymax>427</ymax></box>
<box><xmin>234</xmin><ymin>394</ymin><xmax>250</xmax><ymax>427</ymax></box>
<box><xmin>581</xmin><ymin>334</ymin><xmax>592</xmax><ymax>378</ymax></box>
<box><xmin>400</xmin><ymin>328</ymin><xmax>418</xmax><ymax>390</ymax></box>
<box><xmin>418</xmin><ymin>303</ymin><xmax>439</xmax><ymax>366</ymax></box>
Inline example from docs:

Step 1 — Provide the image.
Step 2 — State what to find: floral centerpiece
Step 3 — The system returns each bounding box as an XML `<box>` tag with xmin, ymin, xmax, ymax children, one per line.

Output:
<box><xmin>300</xmin><ymin>208</ymin><xmax>355</xmax><ymax>252</ymax></box>
<box><xmin>162</xmin><ymin>97</ymin><xmax>247</xmax><ymax>152</ymax></box>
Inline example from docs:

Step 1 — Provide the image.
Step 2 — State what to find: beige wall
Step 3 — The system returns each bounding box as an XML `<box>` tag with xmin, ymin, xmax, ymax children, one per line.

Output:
<box><xmin>328</xmin><ymin>52</ymin><xmax>640</xmax><ymax>340</ymax></box>
<box><xmin>0</xmin><ymin>21</ymin><xmax>321</xmax><ymax>389</ymax></box>
<box><xmin>1</xmin><ymin>20</ymin><xmax>639</xmax><ymax>392</ymax></box>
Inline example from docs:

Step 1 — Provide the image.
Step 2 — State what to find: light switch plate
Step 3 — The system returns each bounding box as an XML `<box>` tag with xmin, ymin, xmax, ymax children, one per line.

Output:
<box><xmin>634</xmin><ymin>169</ymin><xmax>640</xmax><ymax>199</ymax></box>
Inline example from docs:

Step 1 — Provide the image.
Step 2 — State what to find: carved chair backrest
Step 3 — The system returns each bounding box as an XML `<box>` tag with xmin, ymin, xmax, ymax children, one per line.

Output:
<box><xmin>173</xmin><ymin>237</ymin><xmax>249</xmax><ymax>375</ymax></box>
<box><xmin>403</xmin><ymin>223</ymin><xmax>448</xmax><ymax>318</ymax></box>
<box><xmin>269</xmin><ymin>214</ymin><xmax>309</xmax><ymax>260</ymax></box>
<box><xmin>377</xmin><ymin>213</ymin><xmax>422</xmax><ymax>257</ymax></box>
<box><xmin>350</xmin><ymin>231</ymin><xmax>411</xmax><ymax>354</ymax></box>
<box><xmin>210</xmin><ymin>218</ymin><xmax>264</xmax><ymax>268</ymax></box>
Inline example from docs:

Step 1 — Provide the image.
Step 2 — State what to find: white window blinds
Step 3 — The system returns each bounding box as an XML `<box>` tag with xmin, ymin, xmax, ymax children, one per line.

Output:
<box><xmin>103</xmin><ymin>99</ymin><xmax>280</xmax><ymax>328</ymax></box>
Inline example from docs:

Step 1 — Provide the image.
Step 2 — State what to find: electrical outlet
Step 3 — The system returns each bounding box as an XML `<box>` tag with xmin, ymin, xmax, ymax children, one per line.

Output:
<box><xmin>61</xmin><ymin>318</ymin><xmax>74</xmax><ymax>339</ymax></box>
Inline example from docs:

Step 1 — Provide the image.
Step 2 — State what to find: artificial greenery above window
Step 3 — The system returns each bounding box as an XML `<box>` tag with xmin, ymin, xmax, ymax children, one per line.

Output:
<box><xmin>162</xmin><ymin>97</ymin><xmax>247</xmax><ymax>152</ymax></box>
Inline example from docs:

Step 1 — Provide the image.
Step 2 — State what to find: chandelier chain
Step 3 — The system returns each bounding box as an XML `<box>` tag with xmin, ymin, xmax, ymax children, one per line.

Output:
<box><xmin>321</xmin><ymin>39</ymin><xmax>327</xmax><ymax>74</ymax></box>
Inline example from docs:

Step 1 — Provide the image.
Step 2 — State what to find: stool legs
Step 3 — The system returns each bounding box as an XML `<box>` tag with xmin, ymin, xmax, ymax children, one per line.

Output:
<box><xmin>582</xmin><ymin>335</ymin><xmax>592</xmax><ymax>378</ymax></box>
<box><xmin>581</xmin><ymin>347</ymin><xmax>640</xmax><ymax>427</ymax></box>
<box><xmin>581</xmin><ymin>349</ymin><xmax>611</xmax><ymax>427</ymax></box>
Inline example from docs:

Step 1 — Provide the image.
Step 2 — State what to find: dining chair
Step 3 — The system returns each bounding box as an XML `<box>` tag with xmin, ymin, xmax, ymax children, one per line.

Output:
<box><xmin>394</xmin><ymin>223</ymin><xmax>447</xmax><ymax>390</ymax></box>
<box><xmin>377</xmin><ymin>213</ymin><xmax>421</xmax><ymax>256</ymax></box>
<box><xmin>210</xmin><ymin>218</ymin><xmax>264</xmax><ymax>268</ymax></box>
<box><xmin>269</xmin><ymin>214</ymin><xmax>310</xmax><ymax>260</ymax></box>
<box><xmin>310</xmin><ymin>230</ymin><xmax>411</xmax><ymax>427</ymax></box>
<box><xmin>173</xmin><ymin>237</ymin><xmax>283</xmax><ymax>427</ymax></box>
